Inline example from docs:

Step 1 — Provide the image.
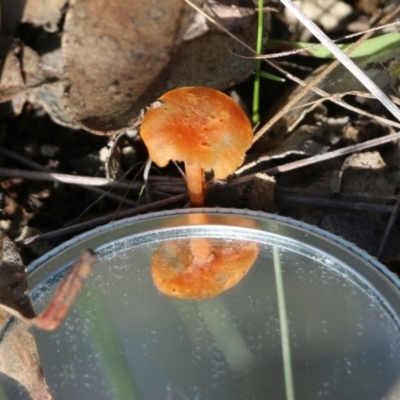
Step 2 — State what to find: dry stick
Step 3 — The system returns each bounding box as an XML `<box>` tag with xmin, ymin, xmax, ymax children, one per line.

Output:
<box><xmin>184</xmin><ymin>0</ymin><xmax>400</xmax><ymax>144</ymax></box>
<box><xmin>281</xmin><ymin>90</ymin><xmax>400</xmax><ymax>116</ymax></box>
<box><xmin>112</xmin><ymin>163</ymin><xmax>145</xmax><ymax>220</ymax></box>
<box><xmin>377</xmin><ymin>196</ymin><xmax>400</xmax><ymax>259</ymax></box>
<box><xmin>253</xmin><ymin>3</ymin><xmax>400</xmax><ymax>143</ymax></box>
<box><xmin>0</xmin><ymin>251</ymin><xmax>97</xmax><ymax>329</ymax></box>
<box><xmin>280</xmin><ymin>0</ymin><xmax>400</xmax><ymax>122</ymax></box>
<box><xmin>33</xmin><ymin>250</ymin><xmax>97</xmax><ymax>330</ymax></box>
<box><xmin>0</xmin><ymin>164</ymin><xmax>182</xmax><ymax>192</ymax></box>
<box><xmin>0</xmin><ymin>167</ymin><xmax>140</xmax><ymax>190</ymax></box>
<box><xmin>341</xmin><ymin>91</ymin><xmax>400</xmax><ymax>107</ymax></box>
<box><xmin>254</xmin><ymin>2</ymin><xmax>400</xmax><ymax>142</ymax></box>
<box><xmin>16</xmin><ymin>193</ymin><xmax>187</xmax><ymax>246</ymax></box>
<box><xmin>233</xmin><ymin>130</ymin><xmax>400</xmax><ymax>183</ymax></box>
<box><xmin>70</xmin><ymin>164</ymin><xmax>139</xmax><ymax>223</ymax></box>
<box><xmin>184</xmin><ymin>0</ymin><xmax>253</xmax><ymax>51</ymax></box>
<box><xmin>255</xmin><ymin>60</ymin><xmax>400</xmax><ymax>139</ymax></box>
<box><xmin>0</xmin><ymin>147</ymin><xmax>137</xmax><ymax>207</ymax></box>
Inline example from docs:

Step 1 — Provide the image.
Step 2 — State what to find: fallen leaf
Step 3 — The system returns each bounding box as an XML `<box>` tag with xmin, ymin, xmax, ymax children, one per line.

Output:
<box><xmin>0</xmin><ymin>230</ymin><xmax>96</xmax><ymax>399</ymax></box>
<box><xmin>335</xmin><ymin>151</ymin><xmax>392</xmax><ymax>194</ymax></box>
<box><xmin>280</xmin><ymin>48</ymin><xmax>400</xmax><ymax>132</ymax></box>
<box><xmin>183</xmin><ymin>0</ymin><xmax>255</xmax><ymax>40</ymax></box>
<box><xmin>0</xmin><ymin>39</ymin><xmax>64</xmax><ymax>117</ymax></box>
<box><xmin>27</xmin><ymin>82</ymin><xmax>81</xmax><ymax>129</ymax></box>
<box><xmin>62</xmin><ymin>0</ymin><xmax>185</xmax><ymax>134</ymax></box>
<box><xmin>61</xmin><ymin>0</ymin><xmax>257</xmax><ymax>135</ymax></box>
<box><xmin>22</xmin><ymin>0</ymin><xmax>67</xmax><ymax>29</ymax></box>
<box><xmin>168</xmin><ymin>23</ymin><xmax>255</xmax><ymax>89</ymax></box>
<box><xmin>247</xmin><ymin>173</ymin><xmax>277</xmax><ymax>212</ymax></box>
<box><xmin>0</xmin><ymin>41</ymin><xmax>25</xmax><ymax>104</ymax></box>
<box><xmin>0</xmin><ymin>311</ymin><xmax>53</xmax><ymax>400</ymax></box>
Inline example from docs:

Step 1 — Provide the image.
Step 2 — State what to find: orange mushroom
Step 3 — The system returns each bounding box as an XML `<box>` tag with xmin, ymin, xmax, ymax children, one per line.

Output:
<box><xmin>140</xmin><ymin>86</ymin><xmax>253</xmax><ymax>206</ymax></box>
<box><xmin>140</xmin><ymin>87</ymin><xmax>258</xmax><ymax>299</ymax></box>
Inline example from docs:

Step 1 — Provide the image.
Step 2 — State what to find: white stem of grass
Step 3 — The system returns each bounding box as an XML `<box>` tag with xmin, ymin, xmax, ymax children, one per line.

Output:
<box><xmin>273</xmin><ymin>246</ymin><xmax>295</xmax><ymax>400</ymax></box>
<box><xmin>280</xmin><ymin>0</ymin><xmax>400</xmax><ymax>122</ymax></box>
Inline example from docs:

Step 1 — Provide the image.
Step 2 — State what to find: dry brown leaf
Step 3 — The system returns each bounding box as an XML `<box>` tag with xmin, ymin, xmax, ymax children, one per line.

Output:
<box><xmin>61</xmin><ymin>0</ymin><xmax>257</xmax><ymax>135</ymax></box>
<box><xmin>0</xmin><ymin>310</ymin><xmax>53</xmax><ymax>400</ymax></box>
<box><xmin>0</xmin><ymin>231</ymin><xmax>51</xmax><ymax>399</ymax></box>
<box><xmin>0</xmin><ymin>39</ymin><xmax>63</xmax><ymax>118</ymax></box>
<box><xmin>336</xmin><ymin>151</ymin><xmax>393</xmax><ymax>194</ymax></box>
<box><xmin>0</xmin><ymin>41</ymin><xmax>25</xmax><ymax>103</ymax></box>
<box><xmin>168</xmin><ymin>25</ymin><xmax>255</xmax><ymax>89</ymax></box>
<box><xmin>183</xmin><ymin>0</ymin><xmax>255</xmax><ymax>40</ymax></box>
<box><xmin>2</xmin><ymin>0</ymin><xmax>256</xmax><ymax>134</ymax></box>
<box><xmin>62</xmin><ymin>0</ymin><xmax>185</xmax><ymax>134</ymax></box>
<box><xmin>280</xmin><ymin>48</ymin><xmax>400</xmax><ymax>133</ymax></box>
<box><xmin>22</xmin><ymin>0</ymin><xmax>67</xmax><ymax>29</ymax></box>
<box><xmin>169</xmin><ymin>1</ymin><xmax>256</xmax><ymax>97</ymax></box>
<box><xmin>27</xmin><ymin>82</ymin><xmax>81</xmax><ymax>129</ymax></box>
<box><xmin>23</xmin><ymin>46</ymin><xmax>48</xmax><ymax>88</ymax></box>
<box><xmin>247</xmin><ymin>173</ymin><xmax>277</xmax><ymax>212</ymax></box>
<box><xmin>0</xmin><ymin>231</ymin><xmax>36</xmax><ymax>320</ymax></box>
<box><xmin>0</xmin><ymin>231</ymin><xmax>96</xmax><ymax>399</ymax></box>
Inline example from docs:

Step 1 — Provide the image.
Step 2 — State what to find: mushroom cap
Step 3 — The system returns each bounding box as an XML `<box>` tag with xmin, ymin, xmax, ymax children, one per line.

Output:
<box><xmin>151</xmin><ymin>238</ymin><xmax>259</xmax><ymax>299</ymax></box>
<box><xmin>140</xmin><ymin>86</ymin><xmax>253</xmax><ymax>179</ymax></box>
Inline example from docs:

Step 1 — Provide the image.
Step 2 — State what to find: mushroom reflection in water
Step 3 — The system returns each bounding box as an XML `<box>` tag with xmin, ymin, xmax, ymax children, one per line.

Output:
<box><xmin>150</xmin><ymin>215</ymin><xmax>260</xmax><ymax>300</ymax></box>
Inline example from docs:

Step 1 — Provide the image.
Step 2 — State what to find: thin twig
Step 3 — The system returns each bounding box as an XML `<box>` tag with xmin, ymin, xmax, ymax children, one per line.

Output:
<box><xmin>184</xmin><ymin>0</ymin><xmax>253</xmax><ymax>52</ymax></box>
<box><xmin>0</xmin><ymin>167</ymin><xmax>140</xmax><ymax>190</ymax></box>
<box><xmin>0</xmin><ymin>147</ymin><xmax>137</xmax><ymax>206</ymax></box>
<box><xmin>16</xmin><ymin>193</ymin><xmax>187</xmax><ymax>246</ymax></box>
<box><xmin>112</xmin><ymin>163</ymin><xmax>145</xmax><ymax>219</ymax></box>
<box><xmin>252</xmin><ymin>59</ymin><xmax>400</xmax><ymax>145</ymax></box>
<box><xmin>377</xmin><ymin>196</ymin><xmax>400</xmax><ymax>259</ymax></box>
<box><xmin>253</xmin><ymin>2</ymin><xmax>400</xmax><ymax>142</ymax></box>
<box><xmin>70</xmin><ymin>164</ymin><xmax>140</xmax><ymax>223</ymax></box>
<box><xmin>282</xmin><ymin>91</ymin><xmax>400</xmax><ymax>115</ymax></box>
<box><xmin>234</xmin><ymin>130</ymin><xmax>400</xmax><ymax>179</ymax></box>
<box><xmin>33</xmin><ymin>250</ymin><xmax>97</xmax><ymax>330</ymax></box>
<box><xmin>0</xmin><ymin>250</ymin><xmax>97</xmax><ymax>330</ymax></box>
<box><xmin>279</xmin><ymin>0</ymin><xmax>400</xmax><ymax>122</ymax></box>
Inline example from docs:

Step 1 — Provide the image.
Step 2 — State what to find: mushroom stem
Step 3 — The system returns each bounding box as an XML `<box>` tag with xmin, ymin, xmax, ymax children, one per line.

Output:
<box><xmin>185</xmin><ymin>163</ymin><xmax>206</xmax><ymax>207</ymax></box>
<box><xmin>184</xmin><ymin>165</ymin><xmax>211</xmax><ymax>263</ymax></box>
<box><xmin>189</xmin><ymin>213</ymin><xmax>212</xmax><ymax>265</ymax></box>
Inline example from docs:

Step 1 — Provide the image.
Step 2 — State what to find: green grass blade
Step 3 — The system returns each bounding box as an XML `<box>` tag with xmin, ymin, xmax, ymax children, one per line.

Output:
<box><xmin>273</xmin><ymin>246</ymin><xmax>295</xmax><ymax>400</ymax></box>
<box><xmin>267</xmin><ymin>32</ymin><xmax>400</xmax><ymax>59</ymax></box>
<box><xmin>252</xmin><ymin>0</ymin><xmax>264</xmax><ymax>124</ymax></box>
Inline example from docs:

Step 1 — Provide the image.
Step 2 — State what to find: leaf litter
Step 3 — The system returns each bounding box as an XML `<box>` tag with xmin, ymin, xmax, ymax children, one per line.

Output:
<box><xmin>0</xmin><ymin>229</ymin><xmax>96</xmax><ymax>399</ymax></box>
